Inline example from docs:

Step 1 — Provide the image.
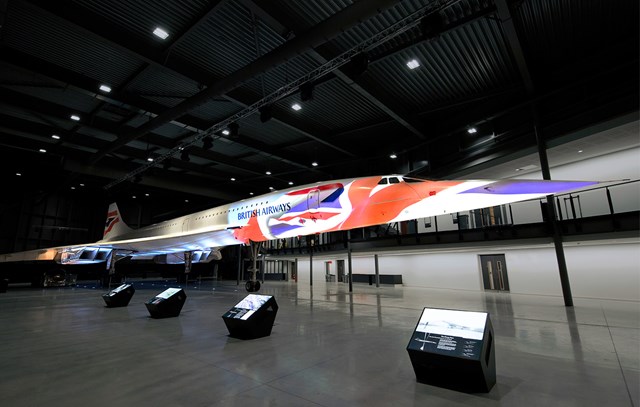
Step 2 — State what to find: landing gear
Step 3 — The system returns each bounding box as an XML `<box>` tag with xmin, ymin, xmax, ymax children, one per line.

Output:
<box><xmin>245</xmin><ymin>241</ymin><xmax>263</xmax><ymax>292</ymax></box>
<box><xmin>245</xmin><ymin>280</ymin><xmax>261</xmax><ymax>292</ymax></box>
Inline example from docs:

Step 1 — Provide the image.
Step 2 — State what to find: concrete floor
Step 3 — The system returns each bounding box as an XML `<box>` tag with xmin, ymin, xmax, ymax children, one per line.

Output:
<box><xmin>0</xmin><ymin>279</ymin><xmax>638</xmax><ymax>407</ymax></box>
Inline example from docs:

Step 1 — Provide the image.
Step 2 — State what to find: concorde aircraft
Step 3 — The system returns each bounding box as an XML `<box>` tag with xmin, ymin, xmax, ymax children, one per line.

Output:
<box><xmin>0</xmin><ymin>174</ymin><xmax>597</xmax><ymax>290</ymax></box>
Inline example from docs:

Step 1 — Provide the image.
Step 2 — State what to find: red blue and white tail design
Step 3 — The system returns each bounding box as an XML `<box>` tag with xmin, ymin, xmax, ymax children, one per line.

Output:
<box><xmin>103</xmin><ymin>203</ymin><xmax>133</xmax><ymax>240</ymax></box>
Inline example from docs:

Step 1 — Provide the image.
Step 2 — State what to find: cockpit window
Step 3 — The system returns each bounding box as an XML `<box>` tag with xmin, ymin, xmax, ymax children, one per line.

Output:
<box><xmin>389</xmin><ymin>177</ymin><xmax>400</xmax><ymax>184</ymax></box>
<box><xmin>377</xmin><ymin>178</ymin><xmax>388</xmax><ymax>185</ymax></box>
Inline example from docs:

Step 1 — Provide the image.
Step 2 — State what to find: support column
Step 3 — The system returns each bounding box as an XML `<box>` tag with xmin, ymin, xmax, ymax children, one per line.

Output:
<box><xmin>374</xmin><ymin>254</ymin><xmax>380</xmax><ymax>288</ymax></box>
<box><xmin>534</xmin><ymin>109</ymin><xmax>573</xmax><ymax>307</ymax></box>
<box><xmin>309</xmin><ymin>243</ymin><xmax>313</xmax><ymax>287</ymax></box>
<box><xmin>347</xmin><ymin>230</ymin><xmax>353</xmax><ymax>293</ymax></box>
<box><xmin>236</xmin><ymin>245</ymin><xmax>242</xmax><ymax>286</ymax></box>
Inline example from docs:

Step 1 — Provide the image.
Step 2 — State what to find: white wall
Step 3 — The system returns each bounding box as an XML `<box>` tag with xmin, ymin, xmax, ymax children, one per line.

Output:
<box><xmin>291</xmin><ymin>240</ymin><xmax>640</xmax><ymax>301</ymax></box>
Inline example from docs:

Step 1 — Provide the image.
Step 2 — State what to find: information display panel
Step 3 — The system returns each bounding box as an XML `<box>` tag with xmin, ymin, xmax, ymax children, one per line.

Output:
<box><xmin>222</xmin><ymin>294</ymin><xmax>278</xmax><ymax>339</ymax></box>
<box><xmin>145</xmin><ymin>287</ymin><xmax>186</xmax><ymax>318</ymax></box>
<box><xmin>406</xmin><ymin>307</ymin><xmax>496</xmax><ymax>393</ymax></box>
<box><xmin>407</xmin><ymin>308</ymin><xmax>487</xmax><ymax>360</ymax></box>
<box><xmin>102</xmin><ymin>283</ymin><xmax>135</xmax><ymax>307</ymax></box>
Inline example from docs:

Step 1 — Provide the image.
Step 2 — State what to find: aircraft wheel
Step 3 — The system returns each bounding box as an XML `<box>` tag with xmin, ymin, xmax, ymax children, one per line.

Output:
<box><xmin>245</xmin><ymin>280</ymin><xmax>261</xmax><ymax>292</ymax></box>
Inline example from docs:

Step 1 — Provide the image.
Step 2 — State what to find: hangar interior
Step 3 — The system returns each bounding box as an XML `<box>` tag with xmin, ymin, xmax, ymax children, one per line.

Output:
<box><xmin>0</xmin><ymin>0</ymin><xmax>638</xmax><ymax>406</ymax></box>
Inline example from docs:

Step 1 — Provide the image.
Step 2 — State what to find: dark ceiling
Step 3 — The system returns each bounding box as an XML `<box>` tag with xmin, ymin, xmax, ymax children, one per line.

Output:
<box><xmin>0</xmin><ymin>0</ymin><xmax>637</xmax><ymax>212</ymax></box>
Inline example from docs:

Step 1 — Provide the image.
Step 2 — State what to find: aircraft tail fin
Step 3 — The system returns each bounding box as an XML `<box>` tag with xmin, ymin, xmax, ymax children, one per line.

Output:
<box><xmin>103</xmin><ymin>203</ymin><xmax>133</xmax><ymax>240</ymax></box>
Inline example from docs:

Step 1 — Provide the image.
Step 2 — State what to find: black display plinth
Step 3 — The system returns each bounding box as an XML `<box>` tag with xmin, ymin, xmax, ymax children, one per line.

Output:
<box><xmin>406</xmin><ymin>307</ymin><xmax>496</xmax><ymax>393</ymax></box>
<box><xmin>222</xmin><ymin>294</ymin><xmax>278</xmax><ymax>339</ymax></box>
<box><xmin>145</xmin><ymin>288</ymin><xmax>186</xmax><ymax>318</ymax></box>
<box><xmin>102</xmin><ymin>283</ymin><xmax>135</xmax><ymax>307</ymax></box>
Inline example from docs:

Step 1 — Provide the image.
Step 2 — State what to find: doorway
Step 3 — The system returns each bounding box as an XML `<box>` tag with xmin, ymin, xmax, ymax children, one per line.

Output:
<box><xmin>479</xmin><ymin>254</ymin><xmax>510</xmax><ymax>291</ymax></box>
<box><xmin>337</xmin><ymin>259</ymin><xmax>345</xmax><ymax>283</ymax></box>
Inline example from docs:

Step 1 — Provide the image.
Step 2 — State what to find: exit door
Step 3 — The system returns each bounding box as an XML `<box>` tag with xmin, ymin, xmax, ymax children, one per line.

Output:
<box><xmin>307</xmin><ymin>189</ymin><xmax>320</xmax><ymax>213</ymax></box>
<box><xmin>479</xmin><ymin>254</ymin><xmax>510</xmax><ymax>291</ymax></box>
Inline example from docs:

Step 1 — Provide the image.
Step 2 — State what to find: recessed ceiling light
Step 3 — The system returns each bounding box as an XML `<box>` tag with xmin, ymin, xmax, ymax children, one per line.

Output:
<box><xmin>145</xmin><ymin>193</ymin><xmax>149</xmax><ymax>197</ymax></box>
<box><xmin>291</xmin><ymin>103</ymin><xmax>302</xmax><ymax>111</ymax></box>
<box><xmin>288</xmin><ymin>181</ymin><xmax>293</xmax><ymax>185</ymax></box>
<box><xmin>230</xmin><ymin>177</ymin><xmax>236</xmax><ymax>181</ymax></box>
<box><xmin>249</xmin><ymin>192</ymin><xmax>254</xmax><ymax>196</ymax></box>
<box><xmin>39</xmin><ymin>148</ymin><xmax>46</xmax><ymax>153</ymax></box>
<box><xmin>71</xmin><ymin>186</ymin><xmax>76</xmax><ymax>190</ymax></box>
<box><xmin>70</xmin><ymin>115</ymin><xmax>80</xmax><ymax>121</ymax></box>
<box><xmin>311</xmin><ymin>161</ymin><xmax>318</xmax><ymax>167</ymax></box>
<box><xmin>269</xmin><ymin>187</ymin><xmax>274</xmax><ymax>190</ymax></box>
<box><xmin>222</xmin><ymin>129</ymin><xmax>230</xmax><ymax>136</ymax></box>
<box><xmin>389</xmin><ymin>154</ymin><xmax>397</xmax><ymax>159</ymax></box>
<box><xmin>578</xmin><ymin>150</ymin><xmax>583</xmax><ymax>153</ymax></box>
<box><xmin>184</xmin><ymin>199</ymin><xmax>189</xmax><ymax>203</ymax></box>
<box><xmin>132</xmin><ymin>195</ymin><xmax>137</xmax><ymax>199</ymax></box>
<box><xmin>467</xmin><ymin>127</ymin><xmax>477</xmax><ymax>134</ymax></box>
<box><xmin>79</xmin><ymin>183</ymin><xmax>85</xmax><ymax>187</ymax></box>
<box><xmin>515</xmin><ymin>168</ymin><xmax>521</xmax><ymax>172</ymax></box>
<box><xmin>51</xmin><ymin>134</ymin><xmax>60</xmax><ymax>140</ymax></box>
<box><xmin>153</xmin><ymin>27</ymin><xmax>169</xmax><ymax>40</ymax></box>
<box><xmin>265</xmin><ymin>171</ymin><xmax>271</xmax><ymax>175</ymax></box>
<box><xmin>99</xmin><ymin>84</ymin><xmax>112</xmax><ymax>93</ymax></box>
<box><xmin>406</xmin><ymin>59</ymin><xmax>420</xmax><ymax>69</ymax></box>
<box><xmin>16</xmin><ymin>172</ymin><xmax>21</xmax><ymax>176</ymax></box>
<box><xmin>147</xmin><ymin>157</ymin><xmax>154</xmax><ymax>162</ymax></box>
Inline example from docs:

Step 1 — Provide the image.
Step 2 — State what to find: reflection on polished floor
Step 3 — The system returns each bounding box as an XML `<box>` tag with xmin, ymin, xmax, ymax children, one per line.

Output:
<box><xmin>0</xmin><ymin>280</ymin><xmax>638</xmax><ymax>407</ymax></box>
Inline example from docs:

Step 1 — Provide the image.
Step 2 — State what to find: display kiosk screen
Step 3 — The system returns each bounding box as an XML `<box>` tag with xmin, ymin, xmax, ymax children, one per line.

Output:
<box><xmin>408</xmin><ymin>308</ymin><xmax>488</xmax><ymax>359</ymax></box>
<box><xmin>156</xmin><ymin>287</ymin><xmax>182</xmax><ymax>299</ymax></box>
<box><xmin>223</xmin><ymin>295</ymin><xmax>273</xmax><ymax>320</ymax></box>
<box><xmin>233</xmin><ymin>294</ymin><xmax>272</xmax><ymax>310</ymax></box>
<box><xmin>109</xmin><ymin>284</ymin><xmax>130</xmax><ymax>295</ymax></box>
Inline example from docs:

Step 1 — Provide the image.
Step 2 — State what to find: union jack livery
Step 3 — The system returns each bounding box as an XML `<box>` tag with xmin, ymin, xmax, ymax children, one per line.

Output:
<box><xmin>0</xmin><ymin>175</ymin><xmax>597</xmax><ymax>286</ymax></box>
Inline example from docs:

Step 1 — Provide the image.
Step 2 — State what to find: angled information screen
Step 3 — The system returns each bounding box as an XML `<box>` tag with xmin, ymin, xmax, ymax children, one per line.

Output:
<box><xmin>223</xmin><ymin>294</ymin><xmax>273</xmax><ymax>320</ymax></box>
<box><xmin>407</xmin><ymin>308</ymin><xmax>488</xmax><ymax>360</ymax></box>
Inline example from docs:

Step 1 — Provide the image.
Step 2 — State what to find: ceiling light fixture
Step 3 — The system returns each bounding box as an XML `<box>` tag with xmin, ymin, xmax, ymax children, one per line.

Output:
<box><xmin>288</xmin><ymin>181</ymin><xmax>293</xmax><ymax>185</ymax></box>
<box><xmin>291</xmin><ymin>103</ymin><xmax>302</xmax><ymax>111</ymax></box>
<box><xmin>16</xmin><ymin>173</ymin><xmax>21</xmax><ymax>176</ymax></box>
<box><xmin>467</xmin><ymin>127</ymin><xmax>477</xmax><ymax>134</ymax></box>
<box><xmin>71</xmin><ymin>186</ymin><xmax>76</xmax><ymax>190</ymax></box>
<box><xmin>265</xmin><ymin>171</ymin><xmax>271</xmax><ymax>175</ymax></box>
<box><xmin>311</xmin><ymin>161</ymin><xmax>318</xmax><ymax>167</ymax></box>
<box><xmin>249</xmin><ymin>192</ymin><xmax>254</xmax><ymax>196</ymax></box>
<box><xmin>99</xmin><ymin>84</ymin><xmax>112</xmax><ymax>93</ymax></box>
<box><xmin>578</xmin><ymin>150</ymin><xmax>583</xmax><ymax>153</ymax></box>
<box><xmin>269</xmin><ymin>187</ymin><xmax>274</xmax><ymax>190</ymax></box>
<box><xmin>147</xmin><ymin>157</ymin><xmax>154</xmax><ymax>162</ymax></box>
<box><xmin>407</xmin><ymin>59</ymin><xmax>420</xmax><ymax>69</ymax></box>
<box><xmin>153</xmin><ymin>27</ymin><xmax>169</xmax><ymax>40</ymax></box>
<box><xmin>70</xmin><ymin>115</ymin><xmax>80</xmax><ymax>121</ymax></box>
<box><xmin>51</xmin><ymin>134</ymin><xmax>60</xmax><ymax>140</ymax></box>
<box><xmin>222</xmin><ymin>129</ymin><xmax>230</xmax><ymax>136</ymax></box>
<box><xmin>230</xmin><ymin>177</ymin><xmax>236</xmax><ymax>181</ymax></box>
<box><xmin>39</xmin><ymin>148</ymin><xmax>46</xmax><ymax>153</ymax></box>
<box><xmin>390</xmin><ymin>154</ymin><xmax>397</xmax><ymax>159</ymax></box>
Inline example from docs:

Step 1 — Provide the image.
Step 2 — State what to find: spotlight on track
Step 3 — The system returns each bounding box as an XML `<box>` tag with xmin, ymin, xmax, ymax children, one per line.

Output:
<box><xmin>259</xmin><ymin>105</ymin><xmax>273</xmax><ymax>123</ymax></box>
<box><xmin>300</xmin><ymin>82</ymin><xmax>314</xmax><ymax>102</ymax></box>
<box><xmin>181</xmin><ymin>149</ymin><xmax>190</xmax><ymax>162</ymax></box>
<box><xmin>202</xmin><ymin>136</ymin><xmax>213</xmax><ymax>150</ymax></box>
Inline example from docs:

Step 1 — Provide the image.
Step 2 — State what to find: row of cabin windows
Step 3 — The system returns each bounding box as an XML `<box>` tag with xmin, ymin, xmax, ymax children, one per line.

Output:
<box><xmin>194</xmin><ymin>201</ymin><xmax>270</xmax><ymax>220</ymax></box>
<box><xmin>148</xmin><ymin>223</ymin><xmax>177</xmax><ymax>230</ymax></box>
